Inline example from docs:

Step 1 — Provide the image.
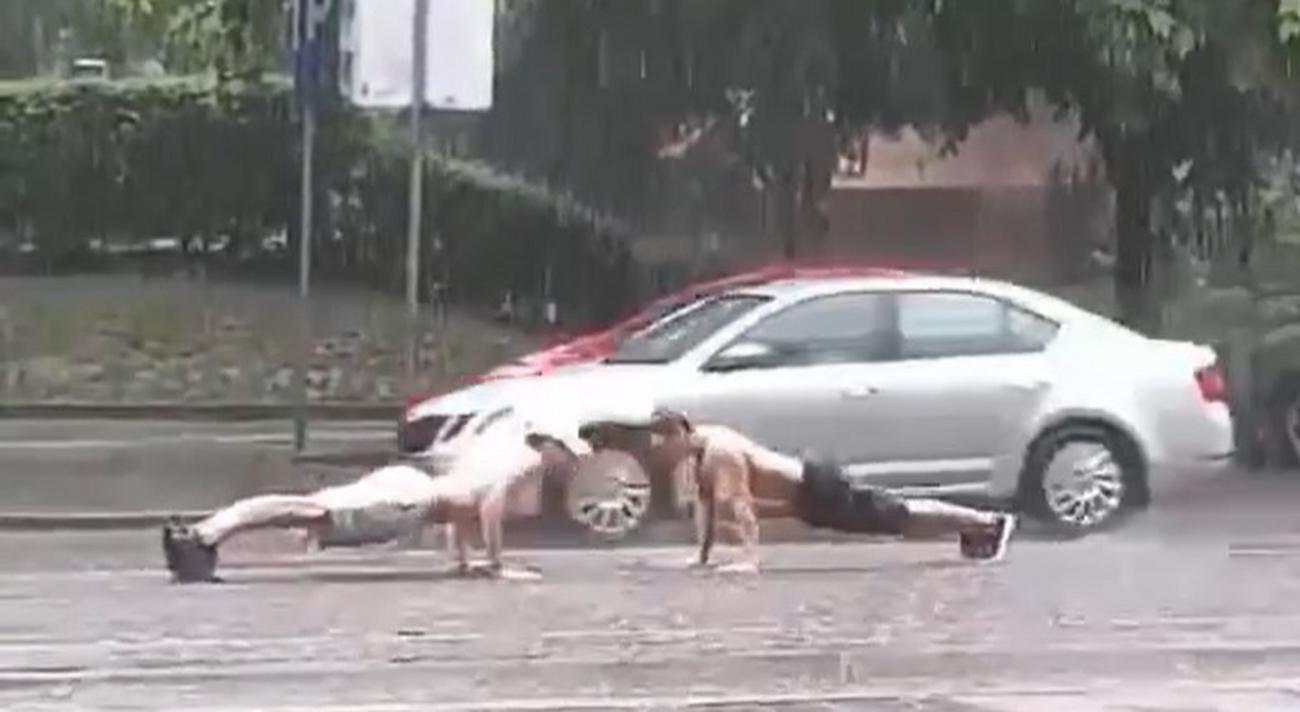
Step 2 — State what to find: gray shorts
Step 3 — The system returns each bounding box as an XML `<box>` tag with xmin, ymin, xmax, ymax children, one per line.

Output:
<box><xmin>317</xmin><ymin>502</ymin><xmax>426</xmax><ymax>548</ymax></box>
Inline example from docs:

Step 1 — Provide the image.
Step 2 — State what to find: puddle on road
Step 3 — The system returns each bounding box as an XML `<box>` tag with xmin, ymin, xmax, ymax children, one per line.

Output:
<box><xmin>1228</xmin><ymin>539</ymin><xmax>1300</xmax><ymax>557</ymax></box>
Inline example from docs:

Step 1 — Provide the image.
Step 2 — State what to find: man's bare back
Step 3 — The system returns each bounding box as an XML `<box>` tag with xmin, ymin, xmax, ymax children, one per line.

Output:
<box><xmin>163</xmin><ymin>415</ymin><xmax>585</xmax><ymax>583</ymax></box>
<box><xmin>628</xmin><ymin>410</ymin><xmax>1018</xmax><ymax>573</ymax></box>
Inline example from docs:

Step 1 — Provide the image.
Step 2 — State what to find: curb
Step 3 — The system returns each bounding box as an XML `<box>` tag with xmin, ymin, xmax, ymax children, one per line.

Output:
<box><xmin>0</xmin><ymin>510</ymin><xmax>210</xmax><ymax>531</ymax></box>
<box><xmin>0</xmin><ymin>402</ymin><xmax>401</xmax><ymax>421</ymax></box>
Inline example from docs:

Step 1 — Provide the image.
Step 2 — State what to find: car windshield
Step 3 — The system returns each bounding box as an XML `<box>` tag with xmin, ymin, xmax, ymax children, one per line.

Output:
<box><xmin>606</xmin><ymin>296</ymin><xmax>710</xmax><ymax>350</ymax></box>
<box><xmin>636</xmin><ymin>298</ymin><xmax>695</xmax><ymax>327</ymax></box>
<box><xmin>613</xmin><ymin>298</ymin><xmax>694</xmax><ymax>337</ymax></box>
<box><xmin>606</xmin><ymin>294</ymin><xmax>769</xmax><ymax>364</ymax></box>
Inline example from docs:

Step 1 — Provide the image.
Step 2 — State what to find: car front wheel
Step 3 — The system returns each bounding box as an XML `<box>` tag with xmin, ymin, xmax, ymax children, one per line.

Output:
<box><xmin>564</xmin><ymin>450</ymin><xmax>653</xmax><ymax>542</ymax></box>
<box><xmin>1019</xmin><ymin>423</ymin><xmax>1145</xmax><ymax>536</ymax></box>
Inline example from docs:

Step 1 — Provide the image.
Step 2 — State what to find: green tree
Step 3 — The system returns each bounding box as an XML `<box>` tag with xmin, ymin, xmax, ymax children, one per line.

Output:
<box><xmin>493</xmin><ymin>0</ymin><xmax>1300</xmax><ymax>328</ymax></box>
<box><xmin>98</xmin><ymin>0</ymin><xmax>284</xmax><ymax>78</ymax></box>
<box><xmin>486</xmin><ymin>0</ymin><xmax>994</xmax><ymax>258</ymax></box>
<box><xmin>1036</xmin><ymin>0</ymin><xmax>1295</xmax><ymax>329</ymax></box>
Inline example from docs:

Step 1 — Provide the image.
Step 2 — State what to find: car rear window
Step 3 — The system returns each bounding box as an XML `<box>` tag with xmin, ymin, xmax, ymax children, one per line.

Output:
<box><xmin>897</xmin><ymin>291</ymin><xmax>1059</xmax><ymax>359</ymax></box>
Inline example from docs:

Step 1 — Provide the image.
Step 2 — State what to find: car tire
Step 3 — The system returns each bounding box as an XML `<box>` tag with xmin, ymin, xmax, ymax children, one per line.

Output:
<box><xmin>564</xmin><ymin>450</ymin><xmax>653</xmax><ymax>544</ymax></box>
<box><xmin>1018</xmin><ymin>422</ymin><xmax>1146</xmax><ymax>538</ymax></box>
<box><xmin>1267</xmin><ymin>376</ymin><xmax>1300</xmax><ymax>468</ymax></box>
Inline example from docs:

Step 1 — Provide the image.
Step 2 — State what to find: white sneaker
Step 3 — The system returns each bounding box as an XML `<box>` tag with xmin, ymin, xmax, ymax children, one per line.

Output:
<box><xmin>989</xmin><ymin>514</ymin><xmax>1017</xmax><ymax>561</ymax></box>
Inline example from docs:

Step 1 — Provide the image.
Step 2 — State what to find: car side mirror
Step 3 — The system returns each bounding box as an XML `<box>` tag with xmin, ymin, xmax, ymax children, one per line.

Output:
<box><xmin>704</xmin><ymin>341</ymin><xmax>773</xmax><ymax>373</ymax></box>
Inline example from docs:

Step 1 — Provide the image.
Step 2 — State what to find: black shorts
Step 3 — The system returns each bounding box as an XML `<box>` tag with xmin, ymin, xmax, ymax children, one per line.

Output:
<box><xmin>795</xmin><ymin>460</ymin><xmax>910</xmax><ymax>536</ymax></box>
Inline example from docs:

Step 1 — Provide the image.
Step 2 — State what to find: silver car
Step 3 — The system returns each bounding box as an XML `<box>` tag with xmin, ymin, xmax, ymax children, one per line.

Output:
<box><xmin>412</xmin><ymin>274</ymin><xmax>1236</xmax><ymax>537</ymax></box>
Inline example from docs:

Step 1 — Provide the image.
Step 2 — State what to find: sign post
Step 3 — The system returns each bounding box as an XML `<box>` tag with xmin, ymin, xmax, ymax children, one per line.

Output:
<box><xmin>293</xmin><ymin>98</ymin><xmax>314</xmax><ymax>454</ymax></box>
<box><xmin>405</xmin><ymin>0</ymin><xmax>430</xmax><ymax>393</ymax></box>
<box><xmin>340</xmin><ymin>0</ymin><xmax>495</xmax><ymax>406</ymax></box>
<box><xmin>291</xmin><ymin>0</ymin><xmax>332</xmax><ymax>454</ymax></box>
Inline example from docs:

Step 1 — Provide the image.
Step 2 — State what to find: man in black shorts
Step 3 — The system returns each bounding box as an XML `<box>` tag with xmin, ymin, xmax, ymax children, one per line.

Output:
<box><xmin>581</xmin><ymin>409</ymin><xmax>1015</xmax><ymax>572</ymax></box>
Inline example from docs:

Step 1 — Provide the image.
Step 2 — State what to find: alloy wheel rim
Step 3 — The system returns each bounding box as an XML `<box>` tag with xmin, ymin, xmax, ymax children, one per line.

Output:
<box><xmin>574</xmin><ymin>481</ymin><xmax>651</xmax><ymax>537</ymax></box>
<box><xmin>566</xmin><ymin>451</ymin><xmax>653</xmax><ymax>539</ymax></box>
<box><xmin>1042</xmin><ymin>441</ymin><xmax>1124</xmax><ymax>528</ymax></box>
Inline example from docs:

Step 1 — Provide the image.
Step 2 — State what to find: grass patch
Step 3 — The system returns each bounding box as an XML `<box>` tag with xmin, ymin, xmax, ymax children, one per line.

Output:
<box><xmin>0</xmin><ymin>277</ymin><xmax>540</xmax><ymax>402</ymax></box>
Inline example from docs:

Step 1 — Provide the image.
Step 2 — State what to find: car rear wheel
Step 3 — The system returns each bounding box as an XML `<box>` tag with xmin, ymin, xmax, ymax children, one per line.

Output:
<box><xmin>1020</xmin><ymin>423</ymin><xmax>1145</xmax><ymax>537</ymax></box>
<box><xmin>1257</xmin><ymin>376</ymin><xmax>1300</xmax><ymax>468</ymax></box>
<box><xmin>1287</xmin><ymin>393</ymin><xmax>1300</xmax><ymax>466</ymax></box>
<box><xmin>1269</xmin><ymin>378</ymin><xmax>1300</xmax><ymax>467</ymax></box>
<box><xmin>564</xmin><ymin>450</ymin><xmax>653</xmax><ymax>542</ymax></box>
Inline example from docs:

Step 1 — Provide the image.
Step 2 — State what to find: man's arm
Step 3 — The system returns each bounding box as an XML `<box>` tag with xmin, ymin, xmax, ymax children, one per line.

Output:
<box><xmin>694</xmin><ymin>447</ymin><xmax>717</xmax><ymax>567</ymax></box>
<box><xmin>479</xmin><ymin>484</ymin><xmax>508</xmax><ymax>571</ymax></box>
<box><xmin>448</xmin><ymin>516</ymin><xmax>474</xmax><ymax>573</ymax></box>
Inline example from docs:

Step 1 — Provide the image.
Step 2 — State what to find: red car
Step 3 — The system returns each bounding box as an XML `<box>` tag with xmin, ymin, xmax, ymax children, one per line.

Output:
<box><xmin>397</xmin><ymin>260</ymin><xmax>915</xmax><ymax>453</ymax></box>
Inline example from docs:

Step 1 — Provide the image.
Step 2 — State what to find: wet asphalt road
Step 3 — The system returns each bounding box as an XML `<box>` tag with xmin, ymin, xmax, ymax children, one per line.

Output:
<box><xmin>6</xmin><ymin>420</ymin><xmax>1300</xmax><ymax>709</ymax></box>
<box><xmin>6</xmin><ymin>471</ymin><xmax>1300</xmax><ymax>710</ymax></box>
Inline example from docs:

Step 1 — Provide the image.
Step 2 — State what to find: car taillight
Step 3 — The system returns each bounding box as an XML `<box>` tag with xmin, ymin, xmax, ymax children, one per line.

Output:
<box><xmin>1194</xmin><ymin>364</ymin><xmax>1227</xmax><ymax>403</ymax></box>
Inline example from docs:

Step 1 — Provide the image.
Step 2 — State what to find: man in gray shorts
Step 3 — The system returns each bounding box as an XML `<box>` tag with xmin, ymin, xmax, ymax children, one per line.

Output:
<box><xmin>162</xmin><ymin>413</ymin><xmax>591</xmax><ymax>583</ymax></box>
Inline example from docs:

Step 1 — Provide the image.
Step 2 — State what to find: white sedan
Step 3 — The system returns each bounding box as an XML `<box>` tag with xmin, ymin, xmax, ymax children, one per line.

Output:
<box><xmin>406</xmin><ymin>274</ymin><xmax>1235</xmax><ymax>536</ymax></box>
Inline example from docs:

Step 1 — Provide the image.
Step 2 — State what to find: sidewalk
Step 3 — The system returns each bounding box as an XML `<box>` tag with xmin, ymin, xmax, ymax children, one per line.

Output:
<box><xmin>0</xmin><ymin>402</ymin><xmax>400</xmax><ymax>421</ymax></box>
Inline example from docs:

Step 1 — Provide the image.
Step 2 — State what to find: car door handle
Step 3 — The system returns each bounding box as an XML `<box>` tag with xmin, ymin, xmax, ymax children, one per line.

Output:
<box><xmin>1006</xmin><ymin>379</ymin><xmax>1048</xmax><ymax>392</ymax></box>
<box><xmin>840</xmin><ymin>384</ymin><xmax>879</xmax><ymax>399</ymax></box>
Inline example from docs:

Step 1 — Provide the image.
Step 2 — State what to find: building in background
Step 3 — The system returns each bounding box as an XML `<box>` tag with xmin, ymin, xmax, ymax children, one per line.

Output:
<box><xmin>828</xmin><ymin>98</ymin><xmax>1111</xmax><ymax>285</ymax></box>
<box><xmin>643</xmin><ymin>97</ymin><xmax>1113</xmax><ymax>288</ymax></box>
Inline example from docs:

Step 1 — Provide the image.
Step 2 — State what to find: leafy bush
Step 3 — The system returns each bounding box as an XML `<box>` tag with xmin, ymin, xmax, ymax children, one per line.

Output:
<box><xmin>0</xmin><ymin>76</ymin><xmax>639</xmax><ymax>326</ymax></box>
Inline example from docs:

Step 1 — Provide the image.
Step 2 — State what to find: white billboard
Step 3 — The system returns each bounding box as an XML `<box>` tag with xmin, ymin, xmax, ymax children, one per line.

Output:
<box><xmin>344</xmin><ymin>0</ymin><xmax>495</xmax><ymax>111</ymax></box>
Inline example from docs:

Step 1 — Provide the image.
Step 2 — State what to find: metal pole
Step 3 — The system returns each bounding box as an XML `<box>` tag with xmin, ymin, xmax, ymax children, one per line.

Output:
<box><xmin>293</xmin><ymin>102</ymin><xmax>315</xmax><ymax>454</ymax></box>
<box><xmin>405</xmin><ymin>0</ymin><xmax>430</xmax><ymax>392</ymax></box>
<box><xmin>292</xmin><ymin>0</ymin><xmax>318</xmax><ymax>455</ymax></box>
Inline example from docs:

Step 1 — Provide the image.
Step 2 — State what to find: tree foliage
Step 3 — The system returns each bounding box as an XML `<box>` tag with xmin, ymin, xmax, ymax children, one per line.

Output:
<box><xmin>0</xmin><ymin>0</ymin><xmax>283</xmax><ymax>80</ymax></box>
<box><xmin>485</xmin><ymin>1</ymin><xmax>1094</xmax><ymax>259</ymax></box>
<box><xmin>486</xmin><ymin>1</ymin><xmax>891</xmax><ymax>256</ymax></box>
<box><xmin>6</xmin><ymin>0</ymin><xmax>1300</xmax><ymax>332</ymax></box>
<box><xmin>1026</xmin><ymin>0</ymin><xmax>1296</xmax><ymax>327</ymax></box>
<box><xmin>103</xmin><ymin>0</ymin><xmax>285</xmax><ymax>79</ymax></box>
<box><xmin>488</xmin><ymin>0</ymin><xmax>1300</xmax><ymax>328</ymax></box>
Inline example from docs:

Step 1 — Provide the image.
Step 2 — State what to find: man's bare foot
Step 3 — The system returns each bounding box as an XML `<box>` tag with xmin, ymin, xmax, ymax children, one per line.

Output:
<box><xmin>717</xmin><ymin>560</ymin><xmax>759</xmax><ymax>575</ymax></box>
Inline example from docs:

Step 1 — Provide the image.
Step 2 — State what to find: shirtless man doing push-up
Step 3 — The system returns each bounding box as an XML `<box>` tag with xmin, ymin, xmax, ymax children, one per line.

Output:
<box><xmin>161</xmin><ymin>412</ymin><xmax>589</xmax><ymax>583</ymax></box>
<box><xmin>585</xmin><ymin>409</ymin><xmax>1016</xmax><ymax>572</ymax></box>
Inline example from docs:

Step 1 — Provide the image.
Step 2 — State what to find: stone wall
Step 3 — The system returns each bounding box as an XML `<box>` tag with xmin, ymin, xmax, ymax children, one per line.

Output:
<box><xmin>0</xmin><ymin>275</ymin><xmax>534</xmax><ymax>403</ymax></box>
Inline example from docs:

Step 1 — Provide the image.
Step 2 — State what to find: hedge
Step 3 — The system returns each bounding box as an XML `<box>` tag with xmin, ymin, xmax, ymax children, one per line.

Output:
<box><xmin>0</xmin><ymin>76</ymin><xmax>640</xmax><ymax>326</ymax></box>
